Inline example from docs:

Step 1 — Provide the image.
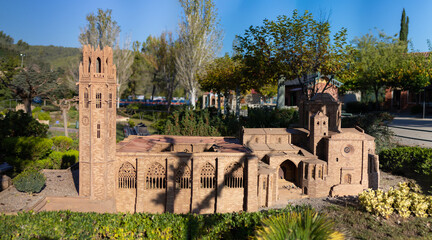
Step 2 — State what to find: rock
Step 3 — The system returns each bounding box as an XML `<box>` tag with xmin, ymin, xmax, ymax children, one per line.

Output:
<box><xmin>1</xmin><ymin>175</ymin><xmax>12</xmax><ymax>191</ymax></box>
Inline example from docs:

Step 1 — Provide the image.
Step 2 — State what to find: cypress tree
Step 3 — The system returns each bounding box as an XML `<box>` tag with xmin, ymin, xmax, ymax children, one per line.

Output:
<box><xmin>399</xmin><ymin>8</ymin><xmax>409</xmax><ymax>43</ymax></box>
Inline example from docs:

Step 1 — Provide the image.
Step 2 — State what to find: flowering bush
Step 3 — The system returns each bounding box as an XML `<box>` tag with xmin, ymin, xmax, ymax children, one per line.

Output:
<box><xmin>359</xmin><ymin>182</ymin><xmax>429</xmax><ymax>218</ymax></box>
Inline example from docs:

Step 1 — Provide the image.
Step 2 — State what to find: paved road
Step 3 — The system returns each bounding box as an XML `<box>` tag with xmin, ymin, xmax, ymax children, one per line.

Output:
<box><xmin>388</xmin><ymin>117</ymin><xmax>432</xmax><ymax>148</ymax></box>
<box><xmin>49</xmin><ymin>127</ymin><xmax>79</xmax><ymax>133</ymax></box>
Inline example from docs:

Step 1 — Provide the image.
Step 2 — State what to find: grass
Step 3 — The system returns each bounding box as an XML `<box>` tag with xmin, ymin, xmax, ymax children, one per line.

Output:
<box><xmin>323</xmin><ymin>205</ymin><xmax>432</xmax><ymax>239</ymax></box>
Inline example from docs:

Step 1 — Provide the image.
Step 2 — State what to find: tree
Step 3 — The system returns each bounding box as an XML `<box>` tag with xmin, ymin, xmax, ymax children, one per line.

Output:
<box><xmin>49</xmin><ymin>97</ymin><xmax>78</xmax><ymax>137</ymax></box>
<box><xmin>3</xmin><ymin>64</ymin><xmax>60</xmax><ymax>114</ymax></box>
<box><xmin>346</xmin><ymin>32</ymin><xmax>407</xmax><ymax>109</ymax></box>
<box><xmin>79</xmin><ymin>9</ymin><xmax>120</xmax><ymax>49</ymax></box>
<box><xmin>79</xmin><ymin>9</ymin><xmax>133</xmax><ymax>108</ymax></box>
<box><xmin>175</xmin><ymin>0</ymin><xmax>223</xmax><ymax>108</ymax></box>
<box><xmin>399</xmin><ymin>8</ymin><xmax>409</xmax><ymax>44</ymax></box>
<box><xmin>199</xmin><ymin>54</ymin><xmax>242</xmax><ymax>114</ymax></box>
<box><xmin>115</xmin><ymin>36</ymin><xmax>134</xmax><ymax>108</ymax></box>
<box><xmin>235</xmin><ymin>10</ymin><xmax>352</xmax><ymax>101</ymax></box>
<box><xmin>141</xmin><ymin>32</ymin><xmax>178</xmax><ymax>112</ymax></box>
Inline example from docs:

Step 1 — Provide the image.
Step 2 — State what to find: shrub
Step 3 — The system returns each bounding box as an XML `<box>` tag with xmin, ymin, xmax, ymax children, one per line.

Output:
<box><xmin>379</xmin><ymin>146</ymin><xmax>432</xmax><ymax>176</ymax></box>
<box><xmin>127</xmin><ymin>119</ymin><xmax>135</xmax><ymax>128</ymax></box>
<box><xmin>1</xmin><ymin>137</ymin><xmax>53</xmax><ymax>172</ymax></box>
<box><xmin>32</xmin><ymin>107</ymin><xmax>51</xmax><ymax>121</ymax></box>
<box><xmin>52</xmin><ymin>136</ymin><xmax>73</xmax><ymax>151</ymax></box>
<box><xmin>243</xmin><ymin>107</ymin><xmax>298</xmax><ymax>128</ymax></box>
<box><xmin>60</xmin><ymin>150</ymin><xmax>79</xmax><ymax>169</ymax></box>
<box><xmin>0</xmin><ymin>110</ymin><xmax>48</xmax><ymax>138</ymax></box>
<box><xmin>359</xmin><ymin>182</ymin><xmax>429</xmax><ymax>218</ymax></box>
<box><xmin>2</xmin><ymin>137</ymin><xmax>53</xmax><ymax>161</ymax></box>
<box><xmin>255</xmin><ymin>208</ymin><xmax>344</xmax><ymax>240</ymax></box>
<box><xmin>13</xmin><ymin>170</ymin><xmax>46</xmax><ymax>193</ymax></box>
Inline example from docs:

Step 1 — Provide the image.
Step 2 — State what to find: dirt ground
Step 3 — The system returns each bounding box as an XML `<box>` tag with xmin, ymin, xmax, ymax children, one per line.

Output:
<box><xmin>0</xmin><ymin>168</ymin><xmax>413</xmax><ymax>213</ymax></box>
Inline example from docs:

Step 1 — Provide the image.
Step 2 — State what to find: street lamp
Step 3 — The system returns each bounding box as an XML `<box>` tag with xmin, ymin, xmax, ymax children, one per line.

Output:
<box><xmin>20</xmin><ymin>53</ymin><xmax>25</xmax><ymax>68</ymax></box>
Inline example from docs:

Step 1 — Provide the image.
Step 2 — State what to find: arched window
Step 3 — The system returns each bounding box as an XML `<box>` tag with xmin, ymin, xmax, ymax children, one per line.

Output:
<box><xmin>88</xmin><ymin>57</ymin><xmax>91</xmax><ymax>73</ymax></box>
<box><xmin>146</xmin><ymin>163</ymin><xmax>166</xmax><ymax>189</ymax></box>
<box><xmin>96</xmin><ymin>57</ymin><xmax>101</xmax><ymax>73</ymax></box>
<box><xmin>118</xmin><ymin>162</ymin><xmax>136</xmax><ymax>189</ymax></box>
<box><xmin>84</xmin><ymin>89</ymin><xmax>89</xmax><ymax>108</ymax></box>
<box><xmin>344</xmin><ymin>174</ymin><xmax>352</xmax><ymax>184</ymax></box>
<box><xmin>96</xmin><ymin>92</ymin><xmax>102</xmax><ymax>108</ymax></box>
<box><xmin>175</xmin><ymin>162</ymin><xmax>191</xmax><ymax>189</ymax></box>
<box><xmin>200</xmin><ymin>162</ymin><xmax>215</xmax><ymax>188</ymax></box>
<box><xmin>224</xmin><ymin>162</ymin><xmax>244</xmax><ymax>188</ymax></box>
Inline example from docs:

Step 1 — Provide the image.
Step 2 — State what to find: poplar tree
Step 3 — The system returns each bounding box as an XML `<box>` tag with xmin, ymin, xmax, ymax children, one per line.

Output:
<box><xmin>399</xmin><ymin>8</ymin><xmax>409</xmax><ymax>49</ymax></box>
<box><xmin>175</xmin><ymin>0</ymin><xmax>223</xmax><ymax>109</ymax></box>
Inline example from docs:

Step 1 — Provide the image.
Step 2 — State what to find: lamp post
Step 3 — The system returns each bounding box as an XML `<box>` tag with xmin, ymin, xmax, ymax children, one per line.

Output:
<box><xmin>20</xmin><ymin>53</ymin><xmax>25</xmax><ymax>68</ymax></box>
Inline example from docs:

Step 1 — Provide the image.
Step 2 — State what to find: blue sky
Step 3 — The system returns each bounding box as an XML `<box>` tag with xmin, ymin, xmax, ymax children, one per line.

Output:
<box><xmin>1</xmin><ymin>0</ymin><xmax>432</xmax><ymax>55</ymax></box>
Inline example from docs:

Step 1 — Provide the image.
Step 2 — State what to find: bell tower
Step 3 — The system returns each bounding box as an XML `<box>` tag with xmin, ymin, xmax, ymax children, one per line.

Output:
<box><xmin>78</xmin><ymin>45</ymin><xmax>117</xmax><ymax>200</ymax></box>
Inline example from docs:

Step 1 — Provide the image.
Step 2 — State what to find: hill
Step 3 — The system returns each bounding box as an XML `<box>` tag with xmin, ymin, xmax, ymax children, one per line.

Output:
<box><xmin>25</xmin><ymin>45</ymin><xmax>80</xmax><ymax>70</ymax></box>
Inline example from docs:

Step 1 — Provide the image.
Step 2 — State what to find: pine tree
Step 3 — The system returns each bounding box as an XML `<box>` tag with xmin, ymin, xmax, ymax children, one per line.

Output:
<box><xmin>399</xmin><ymin>8</ymin><xmax>409</xmax><ymax>44</ymax></box>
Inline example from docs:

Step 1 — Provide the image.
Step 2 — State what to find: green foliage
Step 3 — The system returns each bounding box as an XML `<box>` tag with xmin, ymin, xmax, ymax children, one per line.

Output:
<box><xmin>242</xmin><ymin>108</ymin><xmax>298</xmax><ymax>128</ymax></box>
<box><xmin>52</xmin><ymin>136</ymin><xmax>74</xmax><ymax>151</ymax></box>
<box><xmin>399</xmin><ymin>8</ymin><xmax>409</xmax><ymax>43</ymax></box>
<box><xmin>25</xmin><ymin>45</ymin><xmax>80</xmax><ymax>70</ymax></box>
<box><xmin>30</xmin><ymin>150</ymin><xmax>79</xmax><ymax>170</ymax></box>
<box><xmin>341</xmin><ymin>112</ymin><xmax>394</xmax><ymax>154</ymax></box>
<box><xmin>33</xmin><ymin>111</ymin><xmax>51</xmax><ymax>121</ymax></box>
<box><xmin>0</xmin><ymin>110</ymin><xmax>48</xmax><ymax>138</ymax></box>
<box><xmin>0</xmin><ymin>206</ymin><xmax>309</xmax><ymax>239</ymax></box>
<box><xmin>162</xmin><ymin>109</ymin><xmax>222</xmax><ymax>136</ymax></box>
<box><xmin>235</xmin><ymin>10</ymin><xmax>352</xmax><ymax>98</ymax></box>
<box><xmin>347</xmin><ymin>31</ymin><xmax>431</xmax><ymax>108</ymax></box>
<box><xmin>2</xmin><ymin>137</ymin><xmax>53</xmax><ymax>162</ymax></box>
<box><xmin>379</xmin><ymin>146</ymin><xmax>432</xmax><ymax>176</ymax></box>
<box><xmin>13</xmin><ymin>170</ymin><xmax>46</xmax><ymax>193</ymax></box>
<box><xmin>256</xmin><ymin>208</ymin><xmax>344</xmax><ymax>240</ymax></box>
<box><xmin>127</xmin><ymin>119</ymin><xmax>136</xmax><ymax>128</ymax></box>
<box><xmin>359</xmin><ymin>182</ymin><xmax>430</xmax><ymax>218</ymax></box>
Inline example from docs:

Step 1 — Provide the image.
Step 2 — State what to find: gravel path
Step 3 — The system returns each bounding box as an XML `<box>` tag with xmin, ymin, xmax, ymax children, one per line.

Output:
<box><xmin>0</xmin><ymin>169</ymin><xmax>78</xmax><ymax>213</ymax></box>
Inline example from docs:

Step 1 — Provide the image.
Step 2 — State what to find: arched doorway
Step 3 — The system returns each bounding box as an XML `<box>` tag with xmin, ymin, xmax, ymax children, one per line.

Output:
<box><xmin>279</xmin><ymin>160</ymin><xmax>297</xmax><ymax>183</ymax></box>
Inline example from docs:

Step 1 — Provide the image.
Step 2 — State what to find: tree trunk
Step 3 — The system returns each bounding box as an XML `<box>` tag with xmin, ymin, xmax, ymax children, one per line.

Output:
<box><xmin>23</xmin><ymin>98</ymin><xmax>32</xmax><ymax>116</ymax></box>
<box><xmin>151</xmin><ymin>85</ymin><xmax>156</xmax><ymax>101</ymax></box>
<box><xmin>62</xmin><ymin>108</ymin><xmax>68</xmax><ymax>137</ymax></box>
<box><xmin>190</xmin><ymin>88</ymin><xmax>197</xmax><ymax>109</ymax></box>
<box><xmin>167</xmin><ymin>77</ymin><xmax>174</xmax><ymax>113</ymax></box>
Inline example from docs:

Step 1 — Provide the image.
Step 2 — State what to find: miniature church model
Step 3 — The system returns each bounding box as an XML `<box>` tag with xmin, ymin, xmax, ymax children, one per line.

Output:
<box><xmin>38</xmin><ymin>46</ymin><xmax>380</xmax><ymax>213</ymax></box>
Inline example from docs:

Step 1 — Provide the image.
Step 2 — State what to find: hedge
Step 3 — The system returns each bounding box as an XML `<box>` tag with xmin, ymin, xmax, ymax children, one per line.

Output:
<box><xmin>0</xmin><ymin>206</ymin><xmax>307</xmax><ymax>239</ymax></box>
<box><xmin>379</xmin><ymin>146</ymin><xmax>432</xmax><ymax>176</ymax></box>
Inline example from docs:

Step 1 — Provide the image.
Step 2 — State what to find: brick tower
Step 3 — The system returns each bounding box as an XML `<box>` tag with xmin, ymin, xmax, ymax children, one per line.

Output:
<box><xmin>78</xmin><ymin>45</ymin><xmax>117</xmax><ymax>200</ymax></box>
